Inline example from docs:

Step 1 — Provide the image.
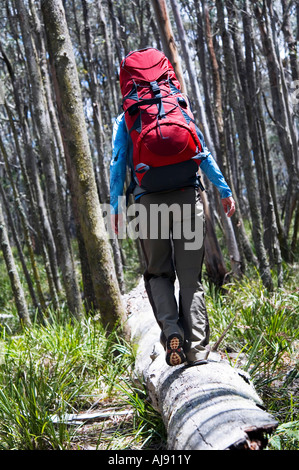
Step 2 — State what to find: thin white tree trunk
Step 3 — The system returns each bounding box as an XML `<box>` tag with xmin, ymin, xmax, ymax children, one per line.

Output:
<box><xmin>0</xmin><ymin>200</ymin><xmax>31</xmax><ymax>327</ymax></box>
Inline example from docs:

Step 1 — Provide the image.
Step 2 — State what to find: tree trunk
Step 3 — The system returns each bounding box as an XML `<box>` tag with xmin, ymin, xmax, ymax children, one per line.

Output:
<box><xmin>216</xmin><ymin>0</ymin><xmax>273</xmax><ymax>291</ymax></box>
<box><xmin>82</xmin><ymin>0</ymin><xmax>125</xmax><ymax>295</ymax></box>
<box><xmin>195</xmin><ymin>0</ymin><xmax>255</xmax><ymax>270</ymax></box>
<box><xmin>281</xmin><ymin>0</ymin><xmax>299</xmax><ymax>83</ymax></box>
<box><xmin>201</xmin><ymin>2</ymin><xmax>242</xmax><ymax>278</ymax></box>
<box><xmin>0</xmin><ymin>198</ymin><xmax>31</xmax><ymax>327</ymax></box>
<box><xmin>193</xmin><ymin>0</ymin><xmax>219</xmax><ymax>153</ymax></box>
<box><xmin>127</xmin><ymin>280</ymin><xmax>278</xmax><ymax>450</ymax></box>
<box><xmin>41</xmin><ymin>0</ymin><xmax>129</xmax><ymax>337</ymax></box>
<box><xmin>242</xmin><ymin>2</ymin><xmax>287</xmax><ymax>262</ymax></box>
<box><xmin>150</xmin><ymin>0</ymin><xmax>186</xmax><ymax>93</ymax></box>
<box><xmin>0</xmin><ymin>41</ymin><xmax>62</xmax><ymax>297</ymax></box>
<box><xmin>0</xmin><ymin>131</ymin><xmax>47</xmax><ymax>313</ymax></box>
<box><xmin>170</xmin><ymin>0</ymin><xmax>214</xmax><ymax>152</ymax></box>
<box><xmin>96</xmin><ymin>0</ymin><xmax>118</xmax><ymax>116</ymax></box>
<box><xmin>252</xmin><ymin>0</ymin><xmax>298</xmax><ymax>239</ymax></box>
<box><xmin>16</xmin><ymin>0</ymin><xmax>83</xmax><ymax>319</ymax></box>
<box><xmin>106</xmin><ymin>0</ymin><xmax>123</xmax><ymax>64</ymax></box>
<box><xmin>227</xmin><ymin>0</ymin><xmax>283</xmax><ymax>284</ymax></box>
<box><xmin>0</xmin><ymin>181</ymin><xmax>41</xmax><ymax>317</ymax></box>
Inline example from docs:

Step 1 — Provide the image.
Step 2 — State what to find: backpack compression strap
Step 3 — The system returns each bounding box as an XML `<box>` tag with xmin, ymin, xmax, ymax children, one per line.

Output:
<box><xmin>124</xmin><ymin>81</ymin><xmax>166</xmax><ymax>119</ymax></box>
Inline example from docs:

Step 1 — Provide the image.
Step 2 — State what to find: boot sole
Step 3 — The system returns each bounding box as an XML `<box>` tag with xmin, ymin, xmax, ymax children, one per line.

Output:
<box><xmin>166</xmin><ymin>334</ymin><xmax>186</xmax><ymax>366</ymax></box>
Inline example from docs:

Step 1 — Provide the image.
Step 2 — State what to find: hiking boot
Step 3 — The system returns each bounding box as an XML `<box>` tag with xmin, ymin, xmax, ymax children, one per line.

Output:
<box><xmin>166</xmin><ymin>333</ymin><xmax>186</xmax><ymax>366</ymax></box>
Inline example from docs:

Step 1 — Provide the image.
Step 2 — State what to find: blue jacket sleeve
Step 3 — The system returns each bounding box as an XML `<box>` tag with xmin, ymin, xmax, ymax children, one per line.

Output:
<box><xmin>200</xmin><ymin>153</ymin><xmax>232</xmax><ymax>199</ymax></box>
<box><xmin>197</xmin><ymin>134</ymin><xmax>232</xmax><ymax>198</ymax></box>
<box><xmin>110</xmin><ymin>114</ymin><xmax>129</xmax><ymax>214</ymax></box>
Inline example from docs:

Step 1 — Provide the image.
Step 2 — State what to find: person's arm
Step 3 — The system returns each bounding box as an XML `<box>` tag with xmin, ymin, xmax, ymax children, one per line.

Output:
<box><xmin>199</xmin><ymin>146</ymin><xmax>235</xmax><ymax>217</ymax></box>
<box><xmin>110</xmin><ymin>113</ymin><xmax>129</xmax><ymax>232</ymax></box>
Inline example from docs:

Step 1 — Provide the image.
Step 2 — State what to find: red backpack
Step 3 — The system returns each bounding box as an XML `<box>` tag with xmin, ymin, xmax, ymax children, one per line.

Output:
<box><xmin>119</xmin><ymin>48</ymin><xmax>204</xmax><ymax>192</ymax></box>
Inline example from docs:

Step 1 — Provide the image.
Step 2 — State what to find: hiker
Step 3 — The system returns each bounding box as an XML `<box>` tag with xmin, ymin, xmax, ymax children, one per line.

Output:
<box><xmin>110</xmin><ymin>48</ymin><xmax>235</xmax><ymax>366</ymax></box>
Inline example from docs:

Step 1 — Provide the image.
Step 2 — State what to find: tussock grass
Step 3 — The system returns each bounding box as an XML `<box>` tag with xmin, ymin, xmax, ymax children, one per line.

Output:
<box><xmin>205</xmin><ymin>266</ymin><xmax>299</xmax><ymax>450</ymax></box>
<box><xmin>0</xmin><ymin>317</ymin><xmax>164</xmax><ymax>450</ymax></box>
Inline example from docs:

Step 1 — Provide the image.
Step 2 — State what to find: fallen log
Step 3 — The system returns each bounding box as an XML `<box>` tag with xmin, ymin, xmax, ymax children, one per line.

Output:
<box><xmin>125</xmin><ymin>280</ymin><xmax>278</xmax><ymax>450</ymax></box>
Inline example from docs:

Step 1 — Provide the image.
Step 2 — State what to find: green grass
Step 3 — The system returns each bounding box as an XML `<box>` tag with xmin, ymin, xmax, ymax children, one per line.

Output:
<box><xmin>0</xmin><ymin>316</ymin><xmax>165</xmax><ymax>450</ymax></box>
<box><xmin>205</xmin><ymin>265</ymin><xmax>299</xmax><ymax>450</ymax></box>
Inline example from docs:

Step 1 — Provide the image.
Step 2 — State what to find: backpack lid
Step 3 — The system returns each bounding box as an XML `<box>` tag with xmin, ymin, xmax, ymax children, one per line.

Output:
<box><xmin>119</xmin><ymin>48</ymin><xmax>177</xmax><ymax>96</ymax></box>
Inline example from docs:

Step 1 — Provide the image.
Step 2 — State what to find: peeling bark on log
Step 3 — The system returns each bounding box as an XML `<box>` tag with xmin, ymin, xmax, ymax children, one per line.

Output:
<box><xmin>126</xmin><ymin>280</ymin><xmax>278</xmax><ymax>450</ymax></box>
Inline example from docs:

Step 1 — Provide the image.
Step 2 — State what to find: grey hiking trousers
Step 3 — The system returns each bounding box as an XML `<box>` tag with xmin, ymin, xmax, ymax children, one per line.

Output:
<box><xmin>137</xmin><ymin>187</ymin><xmax>210</xmax><ymax>363</ymax></box>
